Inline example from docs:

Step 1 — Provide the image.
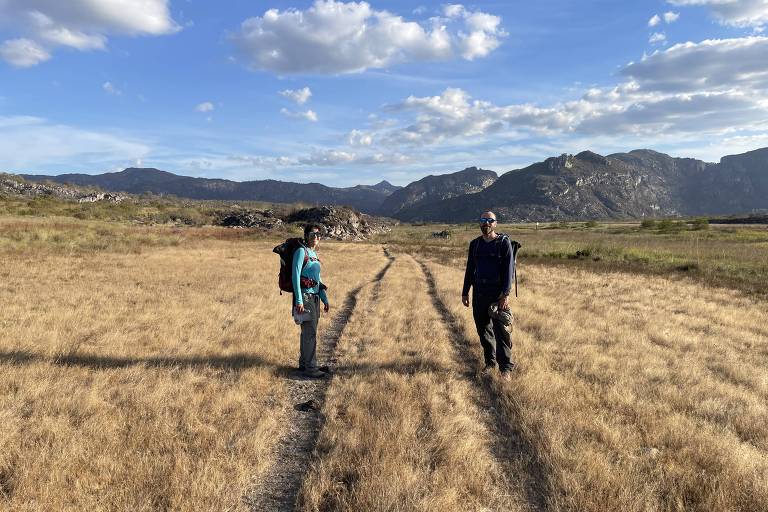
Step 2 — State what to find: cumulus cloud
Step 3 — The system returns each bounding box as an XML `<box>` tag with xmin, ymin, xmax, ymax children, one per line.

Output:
<box><xmin>279</xmin><ymin>87</ymin><xmax>312</xmax><ymax>104</ymax></box>
<box><xmin>0</xmin><ymin>115</ymin><xmax>149</xmax><ymax>170</ymax></box>
<box><xmin>648</xmin><ymin>14</ymin><xmax>662</xmax><ymax>27</ymax></box>
<box><xmin>361</xmin><ymin>35</ymin><xmax>768</xmax><ymax>147</ymax></box>
<box><xmin>0</xmin><ymin>38</ymin><xmax>50</xmax><ymax>67</ymax></box>
<box><xmin>622</xmin><ymin>37</ymin><xmax>768</xmax><ymax>93</ymax></box>
<box><xmin>664</xmin><ymin>11</ymin><xmax>680</xmax><ymax>23</ymax></box>
<box><xmin>103</xmin><ymin>81</ymin><xmax>122</xmax><ymax>96</ymax></box>
<box><xmin>232</xmin><ymin>0</ymin><xmax>505</xmax><ymax>74</ymax></box>
<box><xmin>195</xmin><ymin>102</ymin><xmax>215</xmax><ymax>113</ymax></box>
<box><xmin>668</xmin><ymin>0</ymin><xmax>768</xmax><ymax>28</ymax></box>
<box><xmin>348</xmin><ymin>129</ymin><xmax>373</xmax><ymax>146</ymax></box>
<box><xmin>280</xmin><ymin>108</ymin><xmax>318</xmax><ymax>122</ymax></box>
<box><xmin>0</xmin><ymin>0</ymin><xmax>179</xmax><ymax>67</ymax></box>
<box><xmin>649</xmin><ymin>32</ymin><xmax>667</xmax><ymax>44</ymax></box>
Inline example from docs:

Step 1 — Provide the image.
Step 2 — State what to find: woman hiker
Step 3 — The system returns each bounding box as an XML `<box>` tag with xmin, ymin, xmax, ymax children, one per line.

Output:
<box><xmin>292</xmin><ymin>223</ymin><xmax>330</xmax><ymax>378</ymax></box>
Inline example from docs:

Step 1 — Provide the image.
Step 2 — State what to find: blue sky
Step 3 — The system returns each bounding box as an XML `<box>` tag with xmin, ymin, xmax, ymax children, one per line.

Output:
<box><xmin>2</xmin><ymin>0</ymin><xmax>768</xmax><ymax>186</ymax></box>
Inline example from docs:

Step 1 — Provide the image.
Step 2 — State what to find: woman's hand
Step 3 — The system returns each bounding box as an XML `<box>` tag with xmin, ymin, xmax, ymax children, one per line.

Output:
<box><xmin>323</xmin><ymin>303</ymin><xmax>330</xmax><ymax>313</ymax></box>
<box><xmin>295</xmin><ymin>303</ymin><xmax>305</xmax><ymax>314</ymax></box>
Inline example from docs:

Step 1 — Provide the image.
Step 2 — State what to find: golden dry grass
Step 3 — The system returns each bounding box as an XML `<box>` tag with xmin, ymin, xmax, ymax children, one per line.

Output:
<box><xmin>299</xmin><ymin>254</ymin><xmax>528</xmax><ymax>511</ymax></box>
<box><xmin>426</xmin><ymin>260</ymin><xmax>768</xmax><ymax>512</ymax></box>
<box><xmin>0</xmin><ymin>217</ymin><xmax>380</xmax><ymax>511</ymax></box>
<box><xmin>3</xmin><ymin>215</ymin><xmax>768</xmax><ymax>511</ymax></box>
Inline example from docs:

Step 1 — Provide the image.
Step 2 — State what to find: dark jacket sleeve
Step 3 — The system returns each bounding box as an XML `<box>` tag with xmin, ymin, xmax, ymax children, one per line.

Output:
<box><xmin>499</xmin><ymin>237</ymin><xmax>514</xmax><ymax>295</ymax></box>
<box><xmin>462</xmin><ymin>239</ymin><xmax>475</xmax><ymax>296</ymax></box>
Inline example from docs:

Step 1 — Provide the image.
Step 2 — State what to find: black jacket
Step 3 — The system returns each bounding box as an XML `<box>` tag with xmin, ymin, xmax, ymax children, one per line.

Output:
<box><xmin>462</xmin><ymin>234</ymin><xmax>515</xmax><ymax>296</ymax></box>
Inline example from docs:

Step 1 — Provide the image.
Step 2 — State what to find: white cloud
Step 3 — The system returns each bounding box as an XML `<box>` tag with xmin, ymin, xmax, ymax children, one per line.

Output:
<box><xmin>26</xmin><ymin>11</ymin><xmax>107</xmax><ymax>50</ymax></box>
<box><xmin>444</xmin><ymin>4</ymin><xmax>465</xmax><ymax>18</ymax></box>
<box><xmin>622</xmin><ymin>37</ymin><xmax>768</xmax><ymax>93</ymax></box>
<box><xmin>0</xmin><ymin>115</ymin><xmax>149</xmax><ymax>170</ymax></box>
<box><xmin>648</xmin><ymin>14</ymin><xmax>662</xmax><ymax>27</ymax></box>
<box><xmin>297</xmin><ymin>148</ymin><xmax>410</xmax><ymax>166</ymax></box>
<box><xmin>195</xmin><ymin>102</ymin><xmax>215</xmax><ymax>113</ymax></box>
<box><xmin>664</xmin><ymin>11</ymin><xmax>680</xmax><ymax>23</ymax></box>
<box><xmin>262</xmin><ymin>34</ymin><xmax>768</xmax><ymax>172</ymax></box>
<box><xmin>0</xmin><ymin>38</ymin><xmax>50</xmax><ymax>67</ymax></box>
<box><xmin>668</xmin><ymin>0</ymin><xmax>768</xmax><ymax>28</ymax></box>
<box><xmin>347</xmin><ymin>129</ymin><xmax>373</xmax><ymax>146</ymax></box>
<box><xmin>649</xmin><ymin>32</ymin><xmax>667</xmax><ymax>44</ymax></box>
<box><xmin>103</xmin><ymin>81</ymin><xmax>122</xmax><ymax>96</ymax></box>
<box><xmin>361</xmin><ymin>34</ymin><xmax>768</xmax><ymax>147</ymax></box>
<box><xmin>279</xmin><ymin>86</ymin><xmax>312</xmax><ymax>105</ymax></box>
<box><xmin>0</xmin><ymin>0</ymin><xmax>179</xmax><ymax>67</ymax></box>
<box><xmin>232</xmin><ymin>1</ymin><xmax>505</xmax><ymax>74</ymax></box>
<box><xmin>280</xmin><ymin>108</ymin><xmax>318</xmax><ymax>122</ymax></box>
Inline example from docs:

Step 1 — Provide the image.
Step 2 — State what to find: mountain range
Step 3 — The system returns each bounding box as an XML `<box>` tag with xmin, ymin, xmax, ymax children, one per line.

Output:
<box><xmin>22</xmin><ymin>167</ymin><xmax>400</xmax><ymax>213</ymax></box>
<box><xmin>19</xmin><ymin>147</ymin><xmax>768</xmax><ymax>222</ymax></box>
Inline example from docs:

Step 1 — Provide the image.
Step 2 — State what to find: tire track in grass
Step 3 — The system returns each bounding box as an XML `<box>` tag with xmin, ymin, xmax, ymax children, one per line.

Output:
<box><xmin>245</xmin><ymin>248</ymin><xmax>395</xmax><ymax>512</ymax></box>
<box><xmin>416</xmin><ymin>258</ymin><xmax>553</xmax><ymax>512</ymax></box>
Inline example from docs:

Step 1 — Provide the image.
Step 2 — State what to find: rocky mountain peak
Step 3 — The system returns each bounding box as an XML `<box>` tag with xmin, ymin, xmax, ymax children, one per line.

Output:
<box><xmin>575</xmin><ymin>151</ymin><xmax>608</xmax><ymax>166</ymax></box>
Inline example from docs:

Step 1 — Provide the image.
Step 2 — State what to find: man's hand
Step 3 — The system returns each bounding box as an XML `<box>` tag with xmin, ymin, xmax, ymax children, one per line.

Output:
<box><xmin>498</xmin><ymin>295</ymin><xmax>509</xmax><ymax>311</ymax></box>
<box><xmin>323</xmin><ymin>303</ymin><xmax>330</xmax><ymax>313</ymax></box>
<box><xmin>295</xmin><ymin>303</ymin><xmax>305</xmax><ymax>314</ymax></box>
<box><xmin>462</xmin><ymin>295</ymin><xmax>470</xmax><ymax>307</ymax></box>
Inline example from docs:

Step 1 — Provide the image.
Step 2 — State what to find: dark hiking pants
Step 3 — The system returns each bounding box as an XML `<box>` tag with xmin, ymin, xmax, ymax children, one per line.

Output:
<box><xmin>472</xmin><ymin>292</ymin><xmax>513</xmax><ymax>371</ymax></box>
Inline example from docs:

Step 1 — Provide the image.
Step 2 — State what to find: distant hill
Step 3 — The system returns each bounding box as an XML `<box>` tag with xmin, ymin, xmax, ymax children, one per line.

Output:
<box><xmin>22</xmin><ymin>168</ymin><xmax>402</xmax><ymax>213</ymax></box>
<box><xmin>17</xmin><ymin>146</ymin><xmax>768</xmax><ymax>222</ymax></box>
<box><xmin>378</xmin><ymin>166</ymin><xmax>497</xmax><ymax>219</ymax></box>
<box><xmin>404</xmin><ymin>148</ymin><xmax>768</xmax><ymax>222</ymax></box>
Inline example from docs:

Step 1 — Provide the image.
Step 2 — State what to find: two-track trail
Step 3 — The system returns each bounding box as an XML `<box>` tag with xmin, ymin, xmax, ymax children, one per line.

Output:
<box><xmin>417</xmin><ymin>258</ymin><xmax>552</xmax><ymax>511</ymax></box>
<box><xmin>244</xmin><ymin>249</ymin><xmax>395</xmax><ymax>512</ymax></box>
<box><xmin>295</xmin><ymin>252</ymin><xmax>543</xmax><ymax>511</ymax></box>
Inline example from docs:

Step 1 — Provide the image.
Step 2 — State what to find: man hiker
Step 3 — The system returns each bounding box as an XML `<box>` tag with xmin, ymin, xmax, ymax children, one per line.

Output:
<box><xmin>462</xmin><ymin>211</ymin><xmax>515</xmax><ymax>379</ymax></box>
<box><xmin>293</xmin><ymin>224</ymin><xmax>330</xmax><ymax>378</ymax></box>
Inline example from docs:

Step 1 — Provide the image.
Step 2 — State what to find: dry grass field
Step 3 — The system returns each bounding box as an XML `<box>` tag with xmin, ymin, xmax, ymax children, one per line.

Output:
<box><xmin>0</xmin><ymin>216</ymin><xmax>382</xmax><ymax>511</ymax></box>
<box><xmin>378</xmin><ymin>221</ymin><xmax>768</xmax><ymax>296</ymax></box>
<box><xmin>426</xmin><ymin>260</ymin><xmax>768</xmax><ymax>512</ymax></box>
<box><xmin>2</xmin><ymin>215</ymin><xmax>767</xmax><ymax>511</ymax></box>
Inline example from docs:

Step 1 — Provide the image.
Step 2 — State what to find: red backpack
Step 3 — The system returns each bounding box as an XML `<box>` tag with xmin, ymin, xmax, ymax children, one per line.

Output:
<box><xmin>273</xmin><ymin>237</ymin><xmax>309</xmax><ymax>293</ymax></box>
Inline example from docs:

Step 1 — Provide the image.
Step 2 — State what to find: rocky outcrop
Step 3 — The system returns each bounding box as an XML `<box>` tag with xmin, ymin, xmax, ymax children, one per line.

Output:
<box><xmin>285</xmin><ymin>206</ymin><xmax>395</xmax><ymax>240</ymax></box>
<box><xmin>219</xmin><ymin>209</ymin><xmax>284</xmax><ymax>229</ymax></box>
<box><xmin>77</xmin><ymin>192</ymin><xmax>126</xmax><ymax>203</ymax></box>
<box><xmin>1</xmin><ymin>174</ymin><xmax>127</xmax><ymax>203</ymax></box>
<box><xmin>219</xmin><ymin>210</ymin><xmax>283</xmax><ymax>229</ymax></box>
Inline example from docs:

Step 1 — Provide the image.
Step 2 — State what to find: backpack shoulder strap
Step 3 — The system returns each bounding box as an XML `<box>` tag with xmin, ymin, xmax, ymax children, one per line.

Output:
<box><xmin>472</xmin><ymin>236</ymin><xmax>481</xmax><ymax>263</ymax></box>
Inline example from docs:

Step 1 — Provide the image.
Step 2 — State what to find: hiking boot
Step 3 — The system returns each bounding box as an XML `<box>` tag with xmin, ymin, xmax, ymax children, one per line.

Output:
<box><xmin>500</xmin><ymin>366</ymin><xmax>516</xmax><ymax>381</ymax></box>
<box><xmin>299</xmin><ymin>365</ymin><xmax>330</xmax><ymax>373</ymax></box>
<box><xmin>303</xmin><ymin>368</ymin><xmax>327</xmax><ymax>379</ymax></box>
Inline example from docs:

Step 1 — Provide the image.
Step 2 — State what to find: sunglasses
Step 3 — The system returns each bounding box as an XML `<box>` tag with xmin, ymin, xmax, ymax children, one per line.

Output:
<box><xmin>307</xmin><ymin>232</ymin><xmax>322</xmax><ymax>239</ymax></box>
<box><xmin>479</xmin><ymin>217</ymin><xmax>497</xmax><ymax>224</ymax></box>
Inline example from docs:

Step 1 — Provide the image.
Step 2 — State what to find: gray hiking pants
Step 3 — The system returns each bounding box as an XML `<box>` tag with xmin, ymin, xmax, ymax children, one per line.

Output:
<box><xmin>299</xmin><ymin>293</ymin><xmax>320</xmax><ymax>370</ymax></box>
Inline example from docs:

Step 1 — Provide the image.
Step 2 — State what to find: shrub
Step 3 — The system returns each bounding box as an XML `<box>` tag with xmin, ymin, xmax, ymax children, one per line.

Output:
<box><xmin>691</xmin><ymin>218</ymin><xmax>709</xmax><ymax>230</ymax></box>
<box><xmin>584</xmin><ymin>220</ymin><xmax>598</xmax><ymax>228</ymax></box>
<box><xmin>640</xmin><ymin>219</ymin><xmax>657</xmax><ymax>229</ymax></box>
<box><xmin>657</xmin><ymin>219</ymin><xmax>685</xmax><ymax>232</ymax></box>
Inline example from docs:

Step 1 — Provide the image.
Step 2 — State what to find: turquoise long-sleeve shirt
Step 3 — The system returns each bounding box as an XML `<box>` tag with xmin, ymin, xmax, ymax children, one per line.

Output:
<box><xmin>292</xmin><ymin>246</ymin><xmax>328</xmax><ymax>306</ymax></box>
